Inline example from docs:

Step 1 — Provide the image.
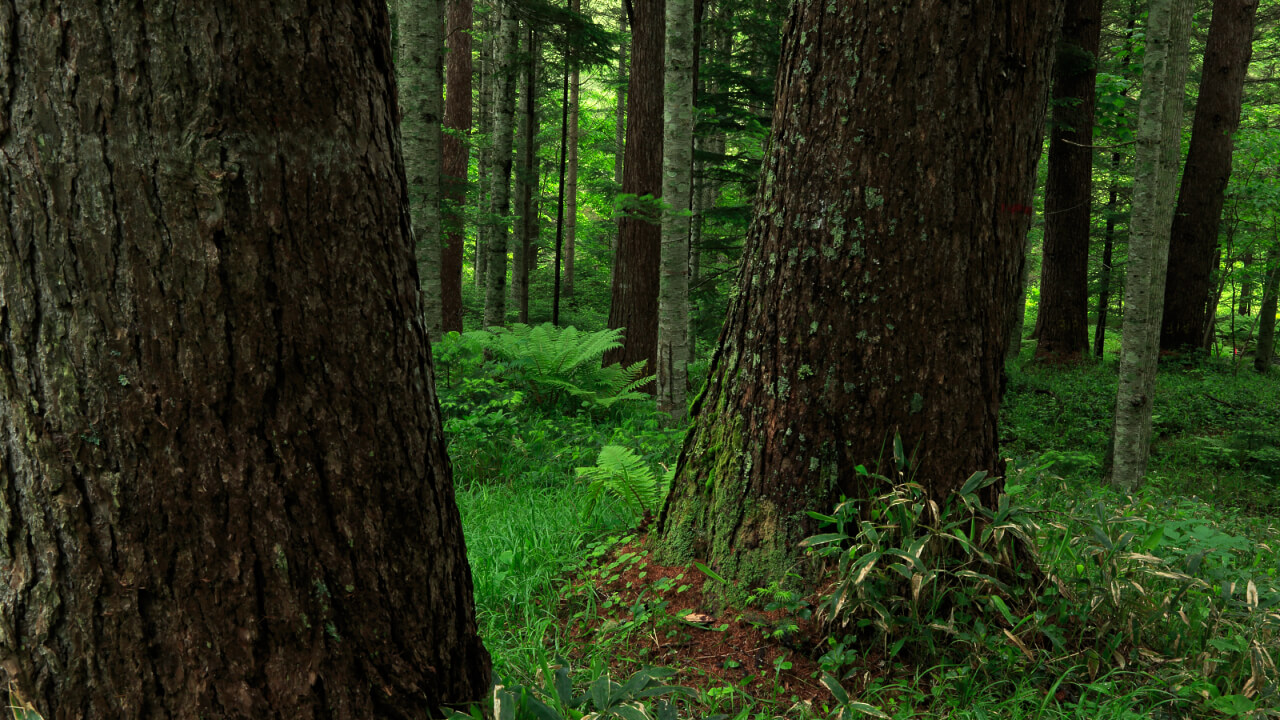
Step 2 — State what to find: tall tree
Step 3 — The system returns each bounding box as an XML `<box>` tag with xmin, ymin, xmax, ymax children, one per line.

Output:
<box><xmin>400</xmin><ymin>0</ymin><xmax>447</xmax><ymax>340</ymax></box>
<box><xmin>475</xmin><ymin>7</ymin><xmax>497</xmax><ymax>289</ymax></box>
<box><xmin>0</xmin><ymin>1</ymin><xmax>490</xmax><ymax>716</ymax></box>
<box><xmin>1109</xmin><ymin>0</ymin><xmax>1195</xmax><ymax>491</ymax></box>
<box><xmin>513</xmin><ymin>28</ymin><xmax>539</xmax><ymax>323</ymax></box>
<box><xmin>564</xmin><ymin>0</ymin><xmax>582</xmax><ymax>297</ymax></box>
<box><xmin>604</xmin><ymin>0</ymin><xmax>665</xmax><ymax>374</ymax></box>
<box><xmin>659</xmin><ymin>1</ymin><xmax>1062</xmax><ymax>587</ymax></box>
<box><xmin>1160</xmin><ymin>0</ymin><xmax>1261</xmax><ymax>351</ymax></box>
<box><xmin>657</xmin><ymin>0</ymin><xmax>695</xmax><ymax>420</ymax></box>
<box><xmin>484</xmin><ymin>2</ymin><xmax>519</xmax><ymax>327</ymax></box>
<box><xmin>1035</xmin><ymin>0</ymin><xmax>1104</xmax><ymax>363</ymax></box>
<box><xmin>442</xmin><ymin>0</ymin><xmax>474</xmax><ymax>332</ymax></box>
<box><xmin>612</xmin><ymin>0</ymin><xmax>629</xmax><ymax>273</ymax></box>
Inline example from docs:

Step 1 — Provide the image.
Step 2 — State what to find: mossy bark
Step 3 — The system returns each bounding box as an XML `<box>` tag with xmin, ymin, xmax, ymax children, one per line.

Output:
<box><xmin>0</xmin><ymin>1</ymin><xmax>489</xmax><ymax>716</ymax></box>
<box><xmin>659</xmin><ymin>0</ymin><xmax>1063</xmax><ymax>592</ymax></box>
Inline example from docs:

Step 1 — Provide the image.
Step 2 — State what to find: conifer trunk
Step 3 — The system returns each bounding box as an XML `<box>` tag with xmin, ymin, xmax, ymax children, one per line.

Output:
<box><xmin>1110</xmin><ymin>0</ymin><xmax>1195</xmax><ymax>491</ymax></box>
<box><xmin>0</xmin><ymin>1</ymin><xmax>490</xmax><ymax>716</ymax></box>
<box><xmin>1159</xmin><ymin>0</ymin><xmax>1260</xmax><ymax>351</ymax></box>
<box><xmin>483</xmin><ymin>3</ymin><xmax>519</xmax><ymax>327</ymax></box>
<box><xmin>442</xmin><ymin>0</ymin><xmax>474</xmax><ymax>332</ymax></box>
<box><xmin>565</xmin><ymin>0</ymin><xmax>582</xmax><ymax>298</ymax></box>
<box><xmin>400</xmin><ymin>0</ymin><xmax>446</xmax><ymax>340</ymax></box>
<box><xmin>657</xmin><ymin>0</ymin><xmax>694</xmax><ymax>420</ymax></box>
<box><xmin>1035</xmin><ymin>0</ymin><xmax>1103</xmax><ymax>363</ymax></box>
<box><xmin>513</xmin><ymin>28</ymin><xmax>538</xmax><ymax>323</ymax></box>
<box><xmin>659</xmin><ymin>0</ymin><xmax>1062</xmax><ymax>587</ymax></box>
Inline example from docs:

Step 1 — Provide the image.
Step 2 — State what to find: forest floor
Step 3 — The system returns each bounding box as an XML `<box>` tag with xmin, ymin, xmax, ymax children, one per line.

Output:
<box><xmin>451</xmin><ymin>345</ymin><xmax>1280</xmax><ymax>719</ymax></box>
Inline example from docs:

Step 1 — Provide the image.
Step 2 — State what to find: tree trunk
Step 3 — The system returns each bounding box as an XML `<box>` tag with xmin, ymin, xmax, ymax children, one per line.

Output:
<box><xmin>400</xmin><ymin>0</ymin><xmax>446</xmax><ymax>341</ymax></box>
<box><xmin>1035</xmin><ymin>0</ymin><xmax>1103</xmax><ymax>363</ymax></box>
<box><xmin>604</xmin><ymin>0</ymin><xmax>665</xmax><ymax>376</ymax></box>
<box><xmin>483</xmin><ymin>3</ymin><xmax>519</xmax><ymax>327</ymax></box>
<box><xmin>442</xmin><ymin>0</ymin><xmax>474</xmax><ymax>332</ymax></box>
<box><xmin>657</xmin><ymin>0</ymin><xmax>695</xmax><ymax>420</ymax></box>
<box><xmin>1094</xmin><ymin>156</ymin><xmax>1121</xmax><ymax>358</ymax></box>
<box><xmin>658</xmin><ymin>0</ymin><xmax>1062</xmax><ymax>588</ymax></box>
<box><xmin>1255</xmin><ymin>245</ymin><xmax>1280</xmax><ymax>374</ymax></box>
<box><xmin>552</xmin><ymin>50</ymin><xmax>572</xmax><ymax>326</ymax></box>
<box><xmin>1159</xmin><ymin>0</ymin><xmax>1260</xmax><ymax>351</ymax></box>
<box><xmin>612</xmin><ymin>0</ymin><xmax>629</xmax><ymax>283</ymax></box>
<box><xmin>0</xmin><ymin>2</ymin><xmax>491</xmax><ymax>717</ymax></box>
<box><xmin>1008</xmin><ymin>232</ymin><xmax>1035</xmax><ymax>359</ymax></box>
<box><xmin>1109</xmin><ymin>0</ymin><xmax>1195</xmax><ymax>491</ymax></box>
<box><xmin>564</xmin><ymin>0</ymin><xmax>582</xmax><ymax>298</ymax></box>
<box><xmin>475</xmin><ymin>9</ymin><xmax>496</xmax><ymax>289</ymax></box>
<box><xmin>1238</xmin><ymin>252</ymin><xmax>1254</xmax><ymax>316</ymax></box>
<box><xmin>513</xmin><ymin>28</ymin><xmax>538</xmax><ymax>324</ymax></box>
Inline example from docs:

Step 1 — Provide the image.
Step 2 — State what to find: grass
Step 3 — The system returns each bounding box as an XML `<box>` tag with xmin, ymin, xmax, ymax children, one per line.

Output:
<box><xmin>450</xmin><ymin>335</ymin><xmax>1280</xmax><ymax>719</ymax></box>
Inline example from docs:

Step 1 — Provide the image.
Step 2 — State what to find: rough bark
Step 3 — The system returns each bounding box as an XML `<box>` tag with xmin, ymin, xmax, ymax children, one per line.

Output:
<box><xmin>1159</xmin><ymin>0</ymin><xmax>1260</xmax><ymax>351</ymax></box>
<box><xmin>443</xmin><ymin>0</ymin><xmax>474</xmax><ymax>332</ymax></box>
<box><xmin>1110</xmin><ymin>0</ymin><xmax>1195</xmax><ymax>491</ymax></box>
<box><xmin>1035</xmin><ymin>0</ymin><xmax>1103</xmax><ymax>363</ymax></box>
<box><xmin>658</xmin><ymin>0</ymin><xmax>1062</xmax><ymax>588</ymax></box>
<box><xmin>0</xmin><ymin>2</ymin><xmax>490</xmax><ymax>717</ymax></box>
<box><xmin>483</xmin><ymin>3</ymin><xmax>519</xmax><ymax>327</ymax></box>
<box><xmin>605</xmin><ymin>0</ymin><xmax>665</xmax><ymax>376</ymax></box>
<box><xmin>657</xmin><ymin>0</ymin><xmax>694</xmax><ymax>420</ymax></box>
<box><xmin>565</xmin><ymin>0</ymin><xmax>582</xmax><ymax>298</ymax></box>
<box><xmin>1255</xmin><ymin>248</ymin><xmax>1279</xmax><ymax>374</ymax></box>
<box><xmin>400</xmin><ymin>0</ymin><xmax>446</xmax><ymax>341</ymax></box>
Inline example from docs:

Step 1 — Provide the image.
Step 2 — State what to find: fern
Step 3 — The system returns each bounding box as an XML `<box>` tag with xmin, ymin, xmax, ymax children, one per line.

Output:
<box><xmin>577</xmin><ymin>445</ymin><xmax>673</xmax><ymax>523</ymax></box>
<box><xmin>441</xmin><ymin>324</ymin><xmax>654</xmax><ymax>414</ymax></box>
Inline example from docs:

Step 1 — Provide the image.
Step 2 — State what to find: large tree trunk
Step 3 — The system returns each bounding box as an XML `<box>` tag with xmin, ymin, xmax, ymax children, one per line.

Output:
<box><xmin>604</xmin><ymin>0</ymin><xmax>665</xmax><ymax>375</ymax></box>
<box><xmin>1159</xmin><ymin>0</ymin><xmax>1260</xmax><ymax>351</ymax></box>
<box><xmin>1109</xmin><ymin>0</ymin><xmax>1195</xmax><ymax>491</ymax></box>
<box><xmin>656</xmin><ymin>0</ymin><xmax>695</xmax><ymax>420</ymax></box>
<box><xmin>442</xmin><ymin>0</ymin><xmax>474</xmax><ymax>332</ymax></box>
<box><xmin>483</xmin><ymin>3</ymin><xmax>519</xmax><ymax>327</ymax></box>
<box><xmin>658</xmin><ymin>0</ymin><xmax>1062</xmax><ymax>588</ymax></box>
<box><xmin>0</xmin><ymin>1</ymin><xmax>490</xmax><ymax>717</ymax></box>
<box><xmin>400</xmin><ymin>0</ymin><xmax>446</xmax><ymax>341</ymax></box>
<box><xmin>1035</xmin><ymin>0</ymin><xmax>1103</xmax><ymax>363</ymax></box>
<box><xmin>564</xmin><ymin>0</ymin><xmax>582</xmax><ymax>298</ymax></box>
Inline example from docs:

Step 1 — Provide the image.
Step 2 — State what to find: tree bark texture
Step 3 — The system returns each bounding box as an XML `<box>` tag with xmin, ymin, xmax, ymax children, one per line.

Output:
<box><xmin>1035</xmin><ymin>0</ymin><xmax>1103</xmax><ymax>363</ymax></box>
<box><xmin>657</xmin><ymin>0</ymin><xmax>694</xmax><ymax>420</ymax></box>
<box><xmin>1159</xmin><ymin>0</ymin><xmax>1260</xmax><ymax>351</ymax></box>
<box><xmin>400</xmin><ymin>0</ymin><xmax>446</xmax><ymax>341</ymax></box>
<box><xmin>564</xmin><ymin>0</ymin><xmax>582</xmax><ymax>298</ymax></box>
<box><xmin>605</xmin><ymin>0</ymin><xmax>664</xmax><ymax>375</ymax></box>
<box><xmin>658</xmin><ymin>0</ymin><xmax>1063</xmax><ymax>589</ymax></box>
<box><xmin>483</xmin><ymin>2</ymin><xmax>518</xmax><ymax>327</ymax></box>
<box><xmin>443</xmin><ymin>0</ymin><xmax>474</xmax><ymax>332</ymax></box>
<box><xmin>0</xmin><ymin>2</ymin><xmax>491</xmax><ymax>717</ymax></box>
<box><xmin>1110</xmin><ymin>0</ymin><xmax>1195</xmax><ymax>491</ymax></box>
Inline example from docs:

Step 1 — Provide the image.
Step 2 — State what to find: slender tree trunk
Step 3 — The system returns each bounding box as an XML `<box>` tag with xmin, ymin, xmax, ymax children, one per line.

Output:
<box><xmin>1159</xmin><ymin>0</ymin><xmax>1260</xmax><ymax>351</ymax></box>
<box><xmin>1008</xmin><ymin>232</ymin><xmax>1035</xmax><ymax>359</ymax></box>
<box><xmin>610</xmin><ymin>1</ymin><xmax>629</xmax><ymax>288</ymax></box>
<box><xmin>512</xmin><ymin>28</ymin><xmax>537</xmax><ymax>323</ymax></box>
<box><xmin>1035</xmin><ymin>0</ymin><xmax>1103</xmax><ymax>363</ymax></box>
<box><xmin>1256</xmin><ymin>245</ymin><xmax>1280</xmax><ymax>374</ymax></box>
<box><xmin>552</xmin><ymin>49</ymin><xmax>572</xmax><ymax>326</ymax></box>
<box><xmin>1109</xmin><ymin>0</ymin><xmax>1194</xmax><ymax>491</ymax></box>
<box><xmin>442</xmin><ymin>0</ymin><xmax>474</xmax><ymax>332</ymax></box>
<box><xmin>658</xmin><ymin>1</ymin><xmax>1062</xmax><ymax>587</ymax></box>
<box><xmin>475</xmin><ymin>9</ymin><xmax>496</xmax><ymax>288</ymax></box>
<box><xmin>483</xmin><ymin>3</ymin><xmax>518</xmax><ymax>327</ymax></box>
<box><xmin>1094</xmin><ymin>156</ymin><xmax>1122</xmax><ymax>357</ymax></box>
<box><xmin>0</xmin><ymin>2</ymin><xmax>490</xmax><ymax>716</ymax></box>
<box><xmin>564</xmin><ymin>0</ymin><xmax>582</xmax><ymax>298</ymax></box>
<box><xmin>657</xmin><ymin>0</ymin><xmax>694</xmax><ymax>420</ymax></box>
<box><xmin>1238</xmin><ymin>252</ymin><xmax>1254</xmax><ymax>315</ymax></box>
<box><xmin>605</xmin><ymin>0</ymin><xmax>665</xmax><ymax>376</ymax></box>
